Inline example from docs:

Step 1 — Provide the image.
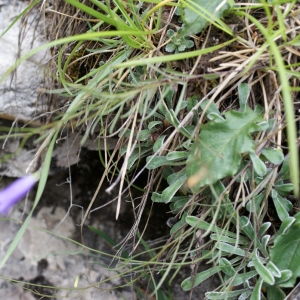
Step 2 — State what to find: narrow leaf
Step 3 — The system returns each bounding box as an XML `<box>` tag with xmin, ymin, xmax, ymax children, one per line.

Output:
<box><xmin>238</xmin><ymin>83</ymin><xmax>250</xmax><ymax>112</ymax></box>
<box><xmin>252</xmin><ymin>249</ymin><xmax>275</xmax><ymax>285</ymax></box>
<box><xmin>181</xmin><ymin>267</ymin><xmax>220</xmax><ymax>291</ymax></box>
<box><xmin>161</xmin><ymin>173</ymin><xmax>187</xmax><ymax>203</ymax></box>
<box><xmin>271</xmin><ymin>189</ymin><xmax>292</xmax><ymax>221</ymax></box>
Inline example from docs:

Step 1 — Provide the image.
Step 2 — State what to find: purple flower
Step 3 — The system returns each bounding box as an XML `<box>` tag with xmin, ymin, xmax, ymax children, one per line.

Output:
<box><xmin>0</xmin><ymin>175</ymin><xmax>37</xmax><ymax>215</ymax></box>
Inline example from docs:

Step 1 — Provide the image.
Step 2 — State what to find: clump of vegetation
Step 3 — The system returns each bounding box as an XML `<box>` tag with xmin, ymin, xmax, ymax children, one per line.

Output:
<box><xmin>1</xmin><ymin>0</ymin><xmax>300</xmax><ymax>299</ymax></box>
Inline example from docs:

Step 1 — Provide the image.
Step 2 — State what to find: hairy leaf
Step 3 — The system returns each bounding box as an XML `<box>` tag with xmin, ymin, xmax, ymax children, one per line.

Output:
<box><xmin>187</xmin><ymin>107</ymin><xmax>263</xmax><ymax>192</ymax></box>
<box><xmin>179</xmin><ymin>0</ymin><xmax>231</xmax><ymax>38</ymax></box>
<box><xmin>181</xmin><ymin>266</ymin><xmax>220</xmax><ymax>291</ymax></box>
<box><xmin>270</xmin><ymin>212</ymin><xmax>300</xmax><ymax>287</ymax></box>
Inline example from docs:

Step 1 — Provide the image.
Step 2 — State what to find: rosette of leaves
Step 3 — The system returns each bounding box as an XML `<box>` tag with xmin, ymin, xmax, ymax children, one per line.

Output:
<box><xmin>165</xmin><ymin>29</ymin><xmax>194</xmax><ymax>53</ymax></box>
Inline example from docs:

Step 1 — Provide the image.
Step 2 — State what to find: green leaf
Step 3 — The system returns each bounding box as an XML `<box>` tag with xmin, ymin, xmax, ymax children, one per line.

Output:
<box><xmin>231</xmin><ymin>270</ymin><xmax>257</xmax><ymax>287</ymax></box>
<box><xmin>216</xmin><ymin>242</ymin><xmax>246</xmax><ymax>257</ymax></box>
<box><xmin>151</xmin><ymin>192</ymin><xmax>162</xmax><ymax>202</ymax></box>
<box><xmin>187</xmin><ymin>107</ymin><xmax>263</xmax><ymax>192</ymax></box>
<box><xmin>186</xmin><ymin>216</ymin><xmax>239</xmax><ymax>239</ymax></box>
<box><xmin>272</xmin><ymin>217</ymin><xmax>295</xmax><ymax>241</ymax></box>
<box><xmin>210</xmin><ymin>234</ymin><xmax>248</xmax><ymax>245</ymax></box>
<box><xmin>246</xmin><ymin>193</ymin><xmax>264</xmax><ymax>214</ymax></box>
<box><xmin>240</xmin><ymin>216</ymin><xmax>255</xmax><ymax>240</ymax></box>
<box><xmin>153</xmin><ymin>135</ymin><xmax>166</xmax><ymax>152</ymax></box>
<box><xmin>273</xmin><ymin>270</ymin><xmax>292</xmax><ymax>286</ymax></box>
<box><xmin>238</xmin><ymin>83</ymin><xmax>250</xmax><ymax>112</ymax></box>
<box><xmin>200</xmin><ymin>99</ymin><xmax>222</xmax><ymax>118</ymax></box>
<box><xmin>239</xmin><ymin>290</ymin><xmax>253</xmax><ymax>300</ymax></box>
<box><xmin>250</xmin><ymin>153</ymin><xmax>267</xmax><ymax>177</ymax></box>
<box><xmin>165</xmin><ymin>43</ymin><xmax>176</xmax><ymax>53</ymax></box>
<box><xmin>177</xmin><ymin>43</ymin><xmax>187</xmax><ymax>52</ymax></box>
<box><xmin>259</xmin><ymin>222</ymin><xmax>271</xmax><ymax>236</ymax></box>
<box><xmin>270</xmin><ymin>212</ymin><xmax>300</xmax><ymax>287</ymax></box>
<box><xmin>179</xmin><ymin>0</ymin><xmax>231</xmax><ymax>38</ymax></box>
<box><xmin>170</xmin><ymin>212</ymin><xmax>188</xmax><ymax>237</ymax></box>
<box><xmin>181</xmin><ymin>266</ymin><xmax>220</xmax><ymax>291</ymax></box>
<box><xmin>250</xmin><ymin>277</ymin><xmax>263</xmax><ymax>300</ymax></box>
<box><xmin>261</xmin><ymin>148</ymin><xmax>284</xmax><ymax>165</ymax></box>
<box><xmin>273</xmin><ymin>183</ymin><xmax>294</xmax><ymax>197</ymax></box>
<box><xmin>266</xmin><ymin>261</ymin><xmax>281</xmax><ymax>278</ymax></box>
<box><xmin>271</xmin><ymin>189</ymin><xmax>292</xmax><ymax>221</ymax></box>
<box><xmin>220</xmin><ymin>258</ymin><xmax>236</xmax><ymax>277</ymax></box>
<box><xmin>266</xmin><ymin>286</ymin><xmax>286</xmax><ymax>300</ymax></box>
<box><xmin>169</xmin><ymin>197</ymin><xmax>190</xmax><ymax>213</ymax></box>
<box><xmin>161</xmin><ymin>172</ymin><xmax>187</xmax><ymax>203</ymax></box>
<box><xmin>166</xmin><ymin>151</ymin><xmax>189</xmax><ymax>161</ymax></box>
<box><xmin>277</xmin><ymin>155</ymin><xmax>291</xmax><ymax>180</ymax></box>
<box><xmin>139</xmin><ymin>129</ymin><xmax>150</xmax><ymax>141</ymax></box>
<box><xmin>146</xmin><ymin>155</ymin><xmax>172</xmax><ymax>169</ymax></box>
<box><xmin>252</xmin><ymin>249</ymin><xmax>275</xmax><ymax>285</ymax></box>
<box><xmin>127</xmin><ymin>146</ymin><xmax>150</xmax><ymax>170</ymax></box>
<box><xmin>206</xmin><ymin>289</ymin><xmax>249</xmax><ymax>299</ymax></box>
<box><xmin>148</xmin><ymin>121</ymin><xmax>162</xmax><ymax>130</ymax></box>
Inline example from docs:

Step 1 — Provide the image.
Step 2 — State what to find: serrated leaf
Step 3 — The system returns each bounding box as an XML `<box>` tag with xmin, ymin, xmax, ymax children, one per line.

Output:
<box><xmin>180</xmin><ymin>0</ymin><xmax>231</xmax><ymax>38</ymax></box>
<box><xmin>252</xmin><ymin>249</ymin><xmax>275</xmax><ymax>285</ymax></box>
<box><xmin>181</xmin><ymin>266</ymin><xmax>220</xmax><ymax>291</ymax></box>
<box><xmin>187</xmin><ymin>108</ymin><xmax>263</xmax><ymax>192</ymax></box>
<box><xmin>167</xmin><ymin>29</ymin><xmax>175</xmax><ymax>37</ymax></box>
<box><xmin>165</xmin><ymin>43</ymin><xmax>176</xmax><ymax>53</ymax></box>
<box><xmin>177</xmin><ymin>43</ymin><xmax>186</xmax><ymax>52</ymax></box>
<box><xmin>238</xmin><ymin>83</ymin><xmax>250</xmax><ymax>113</ymax></box>
<box><xmin>185</xmin><ymin>39</ymin><xmax>194</xmax><ymax>48</ymax></box>
<box><xmin>270</xmin><ymin>212</ymin><xmax>300</xmax><ymax>287</ymax></box>
<box><xmin>262</xmin><ymin>148</ymin><xmax>284</xmax><ymax>165</ymax></box>
<box><xmin>271</xmin><ymin>189</ymin><xmax>292</xmax><ymax>221</ymax></box>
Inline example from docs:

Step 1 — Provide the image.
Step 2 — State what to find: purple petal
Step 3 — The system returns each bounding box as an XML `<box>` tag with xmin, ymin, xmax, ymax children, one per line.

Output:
<box><xmin>0</xmin><ymin>175</ymin><xmax>37</xmax><ymax>215</ymax></box>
